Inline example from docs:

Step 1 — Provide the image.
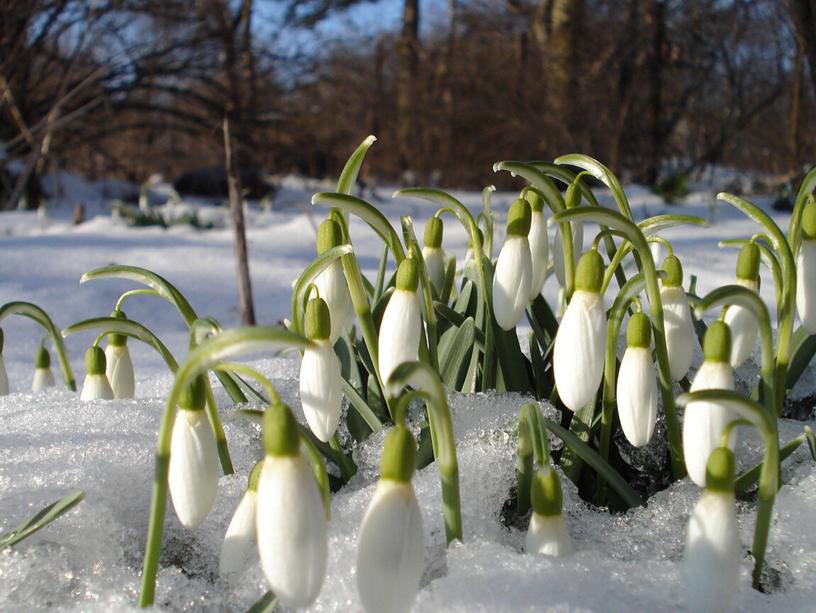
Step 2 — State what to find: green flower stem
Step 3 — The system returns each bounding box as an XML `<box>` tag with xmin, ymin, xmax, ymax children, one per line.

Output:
<box><xmin>481</xmin><ymin>185</ymin><xmax>496</xmax><ymax>259</ymax></box>
<box><xmin>677</xmin><ymin>390</ymin><xmax>779</xmax><ymax>590</ymax></box>
<box><xmin>693</xmin><ymin>285</ymin><xmax>775</xmax><ymax>413</ymax></box>
<box><xmin>551</xmin><ymin>207</ymin><xmax>685</xmax><ymax>479</ymax></box>
<box><xmin>289</xmin><ymin>245</ymin><xmax>354</xmax><ymax>335</ymax></box>
<box><xmin>516</xmin><ymin>402</ymin><xmax>551</xmax><ymax>516</ymax></box>
<box><xmin>374</xmin><ymin>244</ymin><xmax>389</xmax><ymax>304</ymax></box>
<box><xmin>401</xmin><ymin>216</ymin><xmax>439</xmax><ymax>372</ymax></box>
<box><xmin>63</xmin><ymin>317</ymin><xmax>179</xmax><ymax>371</ymax></box>
<box><xmin>302</xmin><ymin>435</ymin><xmax>332</xmax><ymax>518</ymax></box>
<box><xmin>720</xmin><ymin>418</ymin><xmax>753</xmax><ymax>447</ymax></box>
<box><xmin>389</xmin><ymin>361</ymin><xmax>462</xmax><ymax>543</ymax></box>
<box><xmin>329</xmin><ymin>435</ymin><xmax>355</xmax><ymax>481</ymax></box>
<box><xmin>0</xmin><ymin>301</ymin><xmax>76</xmax><ymax>390</ymax></box>
<box><xmin>138</xmin><ymin>327</ymin><xmax>312</xmax><ymax>608</ymax></box>
<box><xmin>595</xmin><ymin>272</ymin><xmax>651</xmax><ymax>505</ymax></box>
<box><xmin>788</xmin><ymin>167</ymin><xmax>816</xmax><ymax>256</ymax></box>
<box><xmin>719</xmin><ymin>238</ymin><xmax>783</xmax><ymax>315</ymax></box>
<box><xmin>717</xmin><ymin>193</ymin><xmax>796</xmax><ymax>415</ymax></box>
<box><xmin>554</xmin><ymin>154</ymin><xmax>633</xmax><ymax>218</ymax></box>
<box><xmin>115</xmin><ymin>288</ymin><xmax>159</xmax><ymax>312</ymax></box>
<box><xmin>202</xmin><ymin>378</ymin><xmax>234</xmax><ymax>475</ymax></box>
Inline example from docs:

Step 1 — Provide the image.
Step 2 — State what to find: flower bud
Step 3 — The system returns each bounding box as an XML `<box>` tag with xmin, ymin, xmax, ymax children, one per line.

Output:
<box><xmin>493</xmin><ymin>200</ymin><xmax>533</xmax><ymax>330</ymax></box>
<box><xmin>526</xmin><ymin>192</ymin><xmax>550</xmax><ymax>300</ymax></box>
<box><xmin>617</xmin><ymin>313</ymin><xmax>658</xmax><ymax>447</ymax></box>
<box><xmin>379</xmin><ymin>259</ymin><xmax>422</xmax><ymax>386</ymax></box>
<box><xmin>797</xmin><ymin>201</ymin><xmax>816</xmax><ymax>333</ymax></box>
<box><xmin>80</xmin><ymin>346</ymin><xmax>114</xmax><ymax>401</ymax></box>
<box><xmin>32</xmin><ymin>346</ymin><xmax>55</xmax><ymax>392</ymax></box>
<box><xmin>219</xmin><ymin>461</ymin><xmax>263</xmax><ymax>579</ymax></box>
<box><xmin>660</xmin><ymin>256</ymin><xmax>695</xmax><ymax>380</ymax></box>
<box><xmin>525</xmin><ymin>466</ymin><xmax>574</xmax><ymax>556</ymax></box>
<box><xmin>723</xmin><ymin>244</ymin><xmax>760</xmax><ymax>368</ymax></box>
<box><xmin>314</xmin><ymin>218</ymin><xmax>353</xmax><ymax>343</ymax></box>
<box><xmin>301</xmin><ymin>299</ymin><xmax>343</xmax><ymax>442</ymax></box>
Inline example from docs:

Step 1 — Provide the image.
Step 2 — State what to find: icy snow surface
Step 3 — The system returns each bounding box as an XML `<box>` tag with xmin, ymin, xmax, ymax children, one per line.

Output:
<box><xmin>2</xmin><ymin>173</ymin><xmax>816</xmax><ymax>611</ymax></box>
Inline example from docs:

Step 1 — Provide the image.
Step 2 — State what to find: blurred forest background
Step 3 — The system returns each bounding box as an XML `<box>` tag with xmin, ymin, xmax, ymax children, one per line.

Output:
<box><xmin>3</xmin><ymin>0</ymin><xmax>816</xmax><ymax>209</ymax></box>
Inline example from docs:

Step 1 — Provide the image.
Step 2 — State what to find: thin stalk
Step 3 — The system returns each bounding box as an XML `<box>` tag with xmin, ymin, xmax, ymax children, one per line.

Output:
<box><xmin>115</xmin><ymin>288</ymin><xmax>159</xmax><ymax>312</ymax></box>
<box><xmin>718</xmin><ymin>238</ymin><xmax>783</xmax><ymax>316</ymax></box>
<box><xmin>401</xmin><ymin>216</ymin><xmax>439</xmax><ymax>372</ymax></box>
<box><xmin>787</xmin><ymin>168</ymin><xmax>816</xmax><ymax>257</ymax></box>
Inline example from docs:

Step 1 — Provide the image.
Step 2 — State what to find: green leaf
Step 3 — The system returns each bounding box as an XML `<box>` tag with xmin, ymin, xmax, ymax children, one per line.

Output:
<box><xmin>638</xmin><ymin>214</ymin><xmax>709</xmax><ymax>234</ymax></box>
<box><xmin>554</xmin><ymin>154</ymin><xmax>632</xmax><ymax>218</ymax></box>
<box><xmin>439</xmin><ymin>255</ymin><xmax>457</xmax><ymax>306</ymax></box>
<box><xmin>337</xmin><ymin>135</ymin><xmax>377</xmax><ymax>195</ymax></box>
<box><xmin>438</xmin><ymin>317</ymin><xmax>475</xmax><ymax>388</ymax></box>
<box><xmin>0</xmin><ymin>491</ymin><xmax>85</xmax><ymax>548</ymax></box>
<box><xmin>787</xmin><ymin>326</ymin><xmax>816</xmax><ymax>391</ymax></box>
<box><xmin>341</xmin><ymin>377</ymin><xmax>383</xmax><ymax>433</ymax></box>
<box><xmin>543</xmin><ymin>418</ymin><xmax>644</xmax><ymax>508</ymax></box>
<box><xmin>245</xmin><ymin>591</ymin><xmax>278</xmax><ymax>613</ymax></box>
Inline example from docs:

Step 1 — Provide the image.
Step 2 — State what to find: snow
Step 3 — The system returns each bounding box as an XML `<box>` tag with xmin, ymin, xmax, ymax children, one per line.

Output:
<box><xmin>2</xmin><ymin>170</ymin><xmax>816</xmax><ymax>611</ymax></box>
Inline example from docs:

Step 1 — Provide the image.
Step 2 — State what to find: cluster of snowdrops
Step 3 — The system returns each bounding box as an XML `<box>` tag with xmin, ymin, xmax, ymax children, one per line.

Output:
<box><xmin>2</xmin><ymin>136</ymin><xmax>816</xmax><ymax>613</ymax></box>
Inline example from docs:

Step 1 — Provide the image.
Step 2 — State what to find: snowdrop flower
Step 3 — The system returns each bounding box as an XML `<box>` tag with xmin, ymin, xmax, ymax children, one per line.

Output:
<box><xmin>31</xmin><ymin>345</ymin><xmax>55</xmax><ymax>392</ymax></box>
<box><xmin>493</xmin><ymin>198</ymin><xmax>533</xmax><ymax>330</ymax></box>
<box><xmin>219</xmin><ymin>461</ymin><xmax>262</xmax><ymax>579</ymax></box>
<box><xmin>552</xmin><ymin>220</ymin><xmax>583</xmax><ymax>288</ymax></box>
<box><xmin>526</xmin><ymin>191</ymin><xmax>550</xmax><ymax>300</ymax></box>
<box><xmin>797</xmin><ymin>201</ymin><xmax>816</xmax><ymax>333</ymax></box>
<box><xmin>660</xmin><ymin>255</ymin><xmax>695</xmax><ymax>380</ymax></box>
<box><xmin>300</xmin><ymin>297</ymin><xmax>343</xmax><ymax>442</ymax></box>
<box><xmin>168</xmin><ymin>376</ymin><xmax>220</xmax><ymax>529</ymax></box>
<box><xmin>553</xmin><ymin>249</ymin><xmax>606</xmax><ymax>411</ymax></box>
<box><xmin>683</xmin><ymin>321</ymin><xmax>736</xmax><ymax>487</ymax></box>
<box><xmin>0</xmin><ymin>329</ymin><xmax>7</xmax><ymax>396</ymax></box>
<box><xmin>257</xmin><ymin>402</ymin><xmax>327</xmax><ymax>608</ymax></box>
<box><xmin>314</xmin><ymin>218</ymin><xmax>353</xmax><ymax>343</ymax></box>
<box><xmin>379</xmin><ymin>257</ymin><xmax>422</xmax><ymax>387</ymax></box>
<box><xmin>357</xmin><ymin>424</ymin><xmax>424</xmax><ymax>613</ymax></box>
<box><xmin>723</xmin><ymin>243</ymin><xmax>760</xmax><ymax>368</ymax></box>
<box><xmin>105</xmin><ymin>310</ymin><xmax>135</xmax><ymax>398</ymax></box>
<box><xmin>525</xmin><ymin>465</ymin><xmax>574</xmax><ymax>557</ymax></box>
<box><xmin>616</xmin><ymin>312</ymin><xmax>658</xmax><ymax>447</ymax></box>
<box><xmin>685</xmin><ymin>447</ymin><xmax>741</xmax><ymax>613</ymax></box>
<box><xmin>421</xmin><ymin>216</ymin><xmax>446</xmax><ymax>295</ymax></box>
<box><xmin>80</xmin><ymin>346</ymin><xmax>114</xmax><ymax>401</ymax></box>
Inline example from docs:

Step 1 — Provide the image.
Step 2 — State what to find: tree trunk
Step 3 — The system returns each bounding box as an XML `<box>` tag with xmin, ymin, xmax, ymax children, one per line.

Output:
<box><xmin>789</xmin><ymin>0</ymin><xmax>816</xmax><ymax>95</ymax></box>
<box><xmin>642</xmin><ymin>0</ymin><xmax>665</xmax><ymax>185</ymax></box>
<box><xmin>397</xmin><ymin>0</ymin><xmax>420</xmax><ymax>175</ymax></box>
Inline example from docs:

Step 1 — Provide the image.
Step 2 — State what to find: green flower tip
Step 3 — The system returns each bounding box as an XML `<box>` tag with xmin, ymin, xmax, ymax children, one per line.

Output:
<box><xmin>248</xmin><ymin>459</ymin><xmax>264</xmax><ymax>491</ymax></box>
<box><xmin>736</xmin><ymin>242</ymin><xmax>760</xmax><ymax>282</ymax></box>
<box><xmin>565</xmin><ymin>182</ymin><xmax>581</xmax><ymax>209</ymax></box>
<box><xmin>506</xmin><ymin>198</ymin><xmax>532</xmax><ymax>237</ymax></box>
<box><xmin>316</xmin><ymin>218</ymin><xmax>344</xmax><ymax>254</ymax></box>
<box><xmin>703</xmin><ymin>321</ymin><xmax>732</xmax><ymax>363</ymax></box>
<box><xmin>802</xmin><ymin>201</ymin><xmax>816</xmax><ymax>240</ymax></box>
<box><xmin>263</xmin><ymin>402</ymin><xmax>301</xmax><ymax>457</ymax></box>
<box><xmin>424</xmin><ymin>216</ymin><xmax>443</xmax><ymax>249</ymax></box>
<box><xmin>35</xmin><ymin>345</ymin><xmax>51</xmax><ymax>369</ymax></box>
<box><xmin>305</xmin><ymin>297</ymin><xmax>332</xmax><ymax>340</ymax></box>
<box><xmin>524</xmin><ymin>189</ymin><xmax>544</xmax><ymax>213</ymax></box>
<box><xmin>531</xmin><ymin>465</ymin><xmax>563</xmax><ymax>516</ymax></box>
<box><xmin>108</xmin><ymin>309</ymin><xmax>128</xmax><ymax>347</ymax></box>
<box><xmin>85</xmin><ymin>345</ymin><xmax>107</xmax><ymax>375</ymax></box>
<box><xmin>626</xmin><ymin>312</ymin><xmax>652</xmax><ymax>348</ymax></box>
<box><xmin>705</xmin><ymin>446</ymin><xmax>736</xmax><ymax>492</ymax></box>
<box><xmin>396</xmin><ymin>257</ymin><xmax>419</xmax><ymax>292</ymax></box>
<box><xmin>380</xmin><ymin>424</ymin><xmax>417</xmax><ymax>483</ymax></box>
<box><xmin>574</xmin><ymin>250</ymin><xmax>604</xmax><ymax>293</ymax></box>
<box><xmin>179</xmin><ymin>375</ymin><xmax>206</xmax><ymax>411</ymax></box>
<box><xmin>662</xmin><ymin>255</ymin><xmax>683</xmax><ymax>287</ymax></box>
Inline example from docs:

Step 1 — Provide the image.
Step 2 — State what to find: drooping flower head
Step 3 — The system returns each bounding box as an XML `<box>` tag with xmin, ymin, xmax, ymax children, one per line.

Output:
<box><xmin>797</xmin><ymin>200</ymin><xmax>816</xmax><ymax>334</ymax></box>
<box><xmin>168</xmin><ymin>375</ymin><xmax>220</xmax><ymax>529</ymax></box>
<box><xmin>724</xmin><ymin>242</ymin><xmax>760</xmax><ymax>368</ymax></box>
<box><xmin>314</xmin><ymin>218</ymin><xmax>353</xmax><ymax>343</ymax></box>
<box><xmin>257</xmin><ymin>402</ymin><xmax>328</xmax><ymax>608</ymax></box>
<box><xmin>31</xmin><ymin>344</ymin><xmax>55</xmax><ymax>392</ymax></box>
<box><xmin>525</xmin><ymin>190</ymin><xmax>550</xmax><ymax>300</ymax></box>
<box><xmin>357</xmin><ymin>424</ymin><xmax>424</xmax><ymax>613</ymax></box>
<box><xmin>379</xmin><ymin>257</ymin><xmax>422</xmax><ymax>388</ymax></box>
<box><xmin>553</xmin><ymin>249</ymin><xmax>606</xmax><ymax>412</ymax></box>
<box><xmin>493</xmin><ymin>198</ymin><xmax>533</xmax><ymax>330</ymax></box>
<box><xmin>105</xmin><ymin>309</ymin><xmax>135</xmax><ymax>399</ymax></box>
<box><xmin>219</xmin><ymin>460</ymin><xmax>263</xmax><ymax>579</ymax></box>
<box><xmin>525</xmin><ymin>465</ymin><xmax>574</xmax><ymax>557</ymax></box>
<box><xmin>660</xmin><ymin>255</ymin><xmax>695</xmax><ymax>380</ymax></box>
<box><xmin>685</xmin><ymin>447</ymin><xmax>741</xmax><ymax>613</ymax></box>
<box><xmin>683</xmin><ymin>321</ymin><xmax>736</xmax><ymax>487</ymax></box>
<box><xmin>300</xmin><ymin>297</ymin><xmax>343</xmax><ymax>442</ymax></box>
<box><xmin>80</xmin><ymin>345</ymin><xmax>114</xmax><ymax>401</ymax></box>
<box><xmin>421</xmin><ymin>216</ymin><xmax>446</xmax><ymax>295</ymax></box>
<box><xmin>617</xmin><ymin>312</ymin><xmax>658</xmax><ymax>447</ymax></box>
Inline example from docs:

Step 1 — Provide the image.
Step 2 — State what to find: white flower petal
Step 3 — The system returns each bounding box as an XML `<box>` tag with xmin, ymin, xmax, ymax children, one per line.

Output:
<box><xmin>797</xmin><ymin>240</ymin><xmax>816</xmax><ymax>334</ymax></box>
<box><xmin>314</xmin><ymin>261</ymin><xmax>353</xmax><ymax>343</ymax></box>
<box><xmin>683</xmin><ymin>361</ymin><xmax>736</xmax><ymax>487</ymax></box>
<box><xmin>31</xmin><ymin>367</ymin><xmax>55</xmax><ymax>392</ymax></box>
<box><xmin>528</xmin><ymin>210</ymin><xmax>550</xmax><ymax>300</ymax></box>
<box><xmin>80</xmin><ymin>373</ymin><xmax>114</xmax><ymax>401</ymax></box>
<box><xmin>685</xmin><ymin>491</ymin><xmax>741</xmax><ymax>613</ymax></box>
<box><xmin>492</xmin><ymin>236</ymin><xmax>532</xmax><ymax>330</ymax></box>
<box><xmin>661</xmin><ymin>286</ymin><xmax>695</xmax><ymax>380</ymax></box>
<box><xmin>616</xmin><ymin>347</ymin><xmax>658</xmax><ymax>447</ymax></box>
<box><xmin>106</xmin><ymin>344</ymin><xmax>135</xmax><ymax>398</ymax></box>
<box><xmin>525</xmin><ymin>513</ymin><xmax>574</xmax><ymax>557</ymax></box>
<box><xmin>421</xmin><ymin>246</ymin><xmax>446</xmax><ymax>295</ymax></box>
<box><xmin>257</xmin><ymin>454</ymin><xmax>327</xmax><ymax>608</ymax></box>
<box><xmin>378</xmin><ymin>289</ymin><xmax>421</xmax><ymax>386</ymax></box>
<box><xmin>553</xmin><ymin>222</ymin><xmax>583</xmax><ymax>287</ymax></box>
<box><xmin>168</xmin><ymin>409</ymin><xmax>220</xmax><ymax>529</ymax></box>
<box><xmin>723</xmin><ymin>303</ymin><xmax>758</xmax><ymax>368</ymax></box>
<box><xmin>219</xmin><ymin>490</ymin><xmax>258</xmax><ymax>578</ymax></box>
<box><xmin>553</xmin><ymin>290</ymin><xmax>606</xmax><ymax>411</ymax></box>
<box><xmin>357</xmin><ymin>480</ymin><xmax>424</xmax><ymax>613</ymax></box>
<box><xmin>300</xmin><ymin>339</ymin><xmax>343</xmax><ymax>442</ymax></box>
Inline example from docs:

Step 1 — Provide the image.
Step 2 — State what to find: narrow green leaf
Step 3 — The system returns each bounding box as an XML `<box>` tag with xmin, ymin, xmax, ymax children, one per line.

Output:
<box><xmin>554</xmin><ymin>154</ymin><xmax>632</xmax><ymax>218</ymax></box>
<box><xmin>0</xmin><ymin>491</ymin><xmax>85</xmax><ymax>548</ymax></box>
<box><xmin>245</xmin><ymin>591</ymin><xmax>278</xmax><ymax>613</ymax></box>
<box><xmin>337</xmin><ymin>135</ymin><xmax>377</xmax><ymax>195</ymax></box>
<box><xmin>438</xmin><ymin>317</ymin><xmax>475</xmax><ymax>388</ymax></box>
<box><xmin>787</xmin><ymin>326</ymin><xmax>816</xmax><ymax>390</ymax></box>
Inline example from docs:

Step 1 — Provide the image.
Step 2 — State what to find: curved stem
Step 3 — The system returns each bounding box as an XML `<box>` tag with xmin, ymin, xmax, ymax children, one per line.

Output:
<box><xmin>115</xmin><ymin>288</ymin><xmax>159</xmax><ymax>312</ymax></box>
<box><xmin>401</xmin><ymin>216</ymin><xmax>439</xmax><ymax>372</ymax></box>
<box><xmin>720</xmin><ymin>418</ymin><xmax>753</xmax><ymax>447</ymax></box>
<box><xmin>289</xmin><ymin>245</ymin><xmax>353</xmax><ymax>335</ymax></box>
